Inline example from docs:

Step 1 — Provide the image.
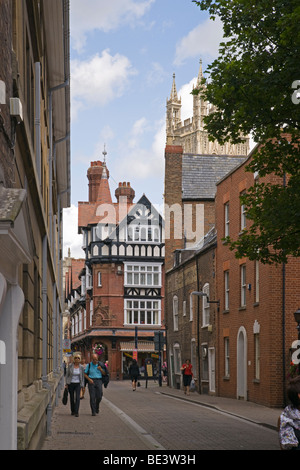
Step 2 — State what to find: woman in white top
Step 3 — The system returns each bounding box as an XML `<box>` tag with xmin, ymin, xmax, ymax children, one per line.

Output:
<box><xmin>65</xmin><ymin>355</ymin><xmax>85</xmax><ymax>416</ymax></box>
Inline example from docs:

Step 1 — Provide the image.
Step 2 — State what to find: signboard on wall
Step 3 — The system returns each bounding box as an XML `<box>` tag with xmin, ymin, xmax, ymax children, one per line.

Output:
<box><xmin>63</xmin><ymin>339</ymin><xmax>71</xmax><ymax>353</ymax></box>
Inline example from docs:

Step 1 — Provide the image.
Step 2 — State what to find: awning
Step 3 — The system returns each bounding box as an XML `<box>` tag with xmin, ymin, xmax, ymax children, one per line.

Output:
<box><xmin>120</xmin><ymin>341</ymin><xmax>155</xmax><ymax>352</ymax></box>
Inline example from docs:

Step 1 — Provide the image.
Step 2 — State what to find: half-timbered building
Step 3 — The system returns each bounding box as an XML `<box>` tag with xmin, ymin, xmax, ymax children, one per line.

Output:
<box><xmin>69</xmin><ymin>156</ymin><xmax>165</xmax><ymax>379</ymax></box>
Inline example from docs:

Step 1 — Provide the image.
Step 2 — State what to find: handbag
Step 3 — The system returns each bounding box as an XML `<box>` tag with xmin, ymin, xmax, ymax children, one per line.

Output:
<box><xmin>62</xmin><ymin>387</ymin><xmax>68</xmax><ymax>405</ymax></box>
<box><xmin>189</xmin><ymin>379</ymin><xmax>196</xmax><ymax>392</ymax></box>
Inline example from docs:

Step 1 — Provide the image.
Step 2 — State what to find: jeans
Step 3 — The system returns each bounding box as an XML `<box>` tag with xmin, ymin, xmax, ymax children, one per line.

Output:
<box><xmin>68</xmin><ymin>382</ymin><xmax>81</xmax><ymax>415</ymax></box>
<box><xmin>87</xmin><ymin>379</ymin><xmax>103</xmax><ymax>414</ymax></box>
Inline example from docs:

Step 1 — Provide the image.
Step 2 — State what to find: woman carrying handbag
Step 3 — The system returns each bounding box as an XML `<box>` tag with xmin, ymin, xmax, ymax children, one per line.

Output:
<box><xmin>65</xmin><ymin>355</ymin><xmax>85</xmax><ymax>417</ymax></box>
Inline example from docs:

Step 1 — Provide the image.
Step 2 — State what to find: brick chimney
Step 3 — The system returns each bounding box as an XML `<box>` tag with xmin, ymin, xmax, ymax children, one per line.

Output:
<box><xmin>115</xmin><ymin>182</ymin><xmax>135</xmax><ymax>204</ymax></box>
<box><xmin>87</xmin><ymin>161</ymin><xmax>110</xmax><ymax>203</ymax></box>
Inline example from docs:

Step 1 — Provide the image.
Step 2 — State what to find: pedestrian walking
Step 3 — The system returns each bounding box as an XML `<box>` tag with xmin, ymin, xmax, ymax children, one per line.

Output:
<box><xmin>84</xmin><ymin>354</ymin><xmax>107</xmax><ymax>416</ymax></box>
<box><xmin>129</xmin><ymin>359</ymin><xmax>139</xmax><ymax>391</ymax></box>
<box><xmin>80</xmin><ymin>358</ymin><xmax>87</xmax><ymax>399</ymax></box>
<box><xmin>162</xmin><ymin>361</ymin><xmax>167</xmax><ymax>383</ymax></box>
<box><xmin>181</xmin><ymin>359</ymin><xmax>193</xmax><ymax>396</ymax></box>
<box><xmin>65</xmin><ymin>354</ymin><xmax>85</xmax><ymax>417</ymax></box>
<box><xmin>279</xmin><ymin>376</ymin><xmax>300</xmax><ymax>450</ymax></box>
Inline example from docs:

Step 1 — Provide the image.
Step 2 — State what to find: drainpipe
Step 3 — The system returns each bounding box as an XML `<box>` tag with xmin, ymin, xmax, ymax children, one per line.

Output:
<box><xmin>196</xmin><ymin>255</ymin><xmax>201</xmax><ymax>394</ymax></box>
<box><xmin>35</xmin><ymin>62</ymin><xmax>41</xmax><ymax>184</ymax></box>
<box><xmin>42</xmin><ymin>235</ymin><xmax>52</xmax><ymax>435</ymax></box>
<box><xmin>53</xmin><ymin>283</ymin><xmax>57</xmax><ymax>375</ymax></box>
<box><xmin>48</xmin><ymin>78</ymin><xmax>69</xmax><ymax>249</ymax></box>
<box><xmin>42</xmin><ymin>234</ymin><xmax>48</xmax><ymax>386</ymax></box>
<box><xmin>282</xmin><ymin>173</ymin><xmax>286</xmax><ymax>405</ymax></box>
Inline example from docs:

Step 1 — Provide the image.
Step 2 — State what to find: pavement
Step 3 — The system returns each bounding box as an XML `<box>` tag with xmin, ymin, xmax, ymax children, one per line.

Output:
<box><xmin>41</xmin><ymin>380</ymin><xmax>282</xmax><ymax>451</ymax></box>
<box><xmin>160</xmin><ymin>386</ymin><xmax>282</xmax><ymax>432</ymax></box>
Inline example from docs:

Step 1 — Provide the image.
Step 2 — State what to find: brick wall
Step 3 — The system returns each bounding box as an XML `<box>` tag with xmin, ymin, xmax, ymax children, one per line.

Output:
<box><xmin>215</xmin><ymin>154</ymin><xmax>300</xmax><ymax>407</ymax></box>
<box><xmin>164</xmin><ymin>145</ymin><xmax>184</xmax><ymax>272</ymax></box>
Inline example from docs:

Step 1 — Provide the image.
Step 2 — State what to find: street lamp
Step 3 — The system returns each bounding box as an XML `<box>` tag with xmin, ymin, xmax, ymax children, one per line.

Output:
<box><xmin>191</xmin><ymin>291</ymin><xmax>220</xmax><ymax>309</ymax></box>
<box><xmin>294</xmin><ymin>308</ymin><xmax>300</xmax><ymax>340</ymax></box>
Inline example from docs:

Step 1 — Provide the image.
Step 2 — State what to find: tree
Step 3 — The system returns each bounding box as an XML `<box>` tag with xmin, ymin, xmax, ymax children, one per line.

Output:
<box><xmin>193</xmin><ymin>0</ymin><xmax>300</xmax><ymax>263</ymax></box>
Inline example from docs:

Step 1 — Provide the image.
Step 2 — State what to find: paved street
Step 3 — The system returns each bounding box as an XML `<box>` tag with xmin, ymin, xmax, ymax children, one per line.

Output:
<box><xmin>41</xmin><ymin>380</ymin><xmax>280</xmax><ymax>452</ymax></box>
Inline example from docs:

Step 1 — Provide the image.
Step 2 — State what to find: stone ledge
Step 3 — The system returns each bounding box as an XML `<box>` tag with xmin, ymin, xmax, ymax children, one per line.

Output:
<box><xmin>17</xmin><ymin>374</ymin><xmax>62</xmax><ymax>450</ymax></box>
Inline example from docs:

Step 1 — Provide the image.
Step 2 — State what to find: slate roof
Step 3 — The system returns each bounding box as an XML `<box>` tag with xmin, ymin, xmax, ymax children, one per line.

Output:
<box><xmin>182</xmin><ymin>154</ymin><xmax>247</xmax><ymax>200</ymax></box>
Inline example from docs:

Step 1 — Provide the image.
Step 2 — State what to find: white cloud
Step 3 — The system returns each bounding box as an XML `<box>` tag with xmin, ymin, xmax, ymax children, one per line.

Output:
<box><xmin>174</xmin><ymin>16</ymin><xmax>224</xmax><ymax>66</ymax></box>
<box><xmin>71</xmin><ymin>50</ymin><xmax>136</xmax><ymax>119</ymax></box>
<box><xmin>146</xmin><ymin>62</ymin><xmax>167</xmax><ymax>87</ymax></box>
<box><xmin>111</xmin><ymin>117</ymin><xmax>165</xmax><ymax>183</ymax></box>
<box><xmin>71</xmin><ymin>0</ymin><xmax>155</xmax><ymax>53</ymax></box>
<box><xmin>178</xmin><ymin>78</ymin><xmax>197</xmax><ymax>122</ymax></box>
<box><xmin>63</xmin><ymin>205</ymin><xmax>84</xmax><ymax>259</ymax></box>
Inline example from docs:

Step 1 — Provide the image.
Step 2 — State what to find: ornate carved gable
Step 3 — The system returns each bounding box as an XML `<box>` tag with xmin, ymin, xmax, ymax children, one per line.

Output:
<box><xmin>92</xmin><ymin>300</ymin><xmax>110</xmax><ymax>327</ymax></box>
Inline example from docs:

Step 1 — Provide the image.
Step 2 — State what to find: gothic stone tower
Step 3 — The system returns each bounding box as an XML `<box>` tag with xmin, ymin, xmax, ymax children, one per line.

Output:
<box><xmin>166</xmin><ymin>60</ymin><xmax>249</xmax><ymax>156</ymax></box>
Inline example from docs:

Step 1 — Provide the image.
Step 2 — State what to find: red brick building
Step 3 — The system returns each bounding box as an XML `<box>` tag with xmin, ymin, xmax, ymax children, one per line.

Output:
<box><xmin>215</xmin><ymin>144</ymin><xmax>300</xmax><ymax>407</ymax></box>
<box><xmin>67</xmin><ymin>157</ymin><xmax>165</xmax><ymax>379</ymax></box>
<box><xmin>164</xmin><ymin>144</ymin><xmax>246</xmax><ymax>392</ymax></box>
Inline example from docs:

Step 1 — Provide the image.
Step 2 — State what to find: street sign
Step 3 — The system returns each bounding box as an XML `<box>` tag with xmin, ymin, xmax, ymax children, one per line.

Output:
<box><xmin>63</xmin><ymin>339</ymin><xmax>71</xmax><ymax>353</ymax></box>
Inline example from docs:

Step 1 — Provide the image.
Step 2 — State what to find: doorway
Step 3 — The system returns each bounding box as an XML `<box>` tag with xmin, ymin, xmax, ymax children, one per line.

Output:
<box><xmin>237</xmin><ymin>327</ymin><xmax>247</xmax><ymax>400</ymax></box>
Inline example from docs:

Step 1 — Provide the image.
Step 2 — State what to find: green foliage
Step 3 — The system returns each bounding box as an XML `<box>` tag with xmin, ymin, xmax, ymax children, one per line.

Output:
<box><xmin>193</xmin><ymin>0</ymin><xmax>300</xmax><ymax>263</ymax></box>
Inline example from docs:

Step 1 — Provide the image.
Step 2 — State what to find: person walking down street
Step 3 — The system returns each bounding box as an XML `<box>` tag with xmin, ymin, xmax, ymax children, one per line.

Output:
<box><xmin>80</xmin><ymin>358</ymin><xmax>87</xmax><ymax>399</ymax></box>
<box><xmin>65</xmin><ymin>355</ymin><xmax>85</xmax><ymax>417</ymax></box>
<box><xmin>162</xmin><ymin>361</ymin><xmax>167</xmax><ymax>383</ymax></box>
<box><xmin>181</xmin><ymin>359</ymin><xmax>193</xmax><ymax>396</ymax></box>
<box><xmin>279</xmin><ymin>376</ymin><xmax>300</xmax><ymax>450</ymax></box>
<box><xmin>84</xmin><ymin>354</ymin><xmax>107</xmax><ymax>416</ymax></box>
<box><xmin>129</xmin><ymin>359</ymin><xmax>139</xmax><ymax>391</ymax></box>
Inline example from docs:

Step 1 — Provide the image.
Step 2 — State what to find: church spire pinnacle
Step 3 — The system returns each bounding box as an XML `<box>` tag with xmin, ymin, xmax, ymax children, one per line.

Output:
<box><xmin>170</xmin><ymin>73</ymin><xmax>178</xmax><ymax>101</ymax></box>
<box><xmin>102</xmin><ymin>144</ymin><xmax>108</xmax><ymax>179</ymax></box>
<box><xmin>197</xmin><ymin>58</ymin><xmax>203</xmax><ymax>86</ymax></box>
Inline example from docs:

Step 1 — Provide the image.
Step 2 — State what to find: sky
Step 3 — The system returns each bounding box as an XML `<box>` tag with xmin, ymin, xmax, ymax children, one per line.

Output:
<box><xmin>63</xmin><ymin>0</ymin><xmax>225</xmax><ymax>258</ymax></box>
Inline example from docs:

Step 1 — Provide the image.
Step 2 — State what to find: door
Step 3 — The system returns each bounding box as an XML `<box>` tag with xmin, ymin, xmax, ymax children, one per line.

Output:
<box><xmin>237</xmin><ymin>327</ymin><xmax>247</xmax><ymax>400</ymax></box>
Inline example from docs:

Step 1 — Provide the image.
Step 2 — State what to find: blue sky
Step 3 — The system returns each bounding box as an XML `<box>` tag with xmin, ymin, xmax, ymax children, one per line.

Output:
<box><xmin>63</xmin><ymin>0</ymin><xmax>225</xmax><ymax>258</ymax></box>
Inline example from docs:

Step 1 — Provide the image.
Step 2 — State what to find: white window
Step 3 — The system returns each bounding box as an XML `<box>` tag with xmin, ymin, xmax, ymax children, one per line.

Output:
<box><xmin>202</xmin><ymin>283</ymin><xmax>210</xmax><ymax>327</ymax></box>
<box><xmin>127</xmin><ymin>224</ymin><xmax>160</xmax><ymax>243</ymax></box>
<box><xmin>224</xmin><ymin>270</ymin><xmax>229</xmax><ymax>310</ymax></box>
<box><xmin>240</xmin><ymin>265</ymin><xmax>246</xmax><ymax>307</ymax></box>
<box><xmin>81</xmin><ymin>275</ymin><xmax>86</xmax><ymax>296</ymax></box>
<box><xmin>98</xmin><ymin>271</ymin><xmax>102</xmax><ymax>287</ymax></box>
<box><xmin>224</xmin><ymin>202</ymin><xmax>230</xmax><ymax>237</ymax></box>
<box><xmin>78</xmin><ymin>311</ymin><xmax>82</xmax><ymax>333</ymax></box>
<box><xmin>173</xmin><ymin>343</ymin><xmax>181</xmax><ymax>374</ymax></box>
<box><xmin>124</xmin><ymin>299</ymin><xmax>161</xmax><ymax>326</ymax></box>
<box><xmin>89</xmin><ymin>299</ymin><xmax>93</xmax><ymax>326</ymax></box>
<box><xmin>124</xmin><ymin>263</ymin><xmax>161</xmax><ymax>287</ymax></box>
<box><xmin>173</xmin><ymin>295</ymin><xmax>179</xmax><ymax>331</ymax></box>
<box><xmin>189</xmin><ymin>293</ymin><xmax>193</xmax><ymax>322</ymax></box>
<box><xmin>183</xmin><ymin>300</ymin><xmax>186</xmax><ymax>317</ymax></box>
<box><xmin>86</xmin><ymin>267</ymin><xmax>92</xmax><ymax>289</ymax></box>
<box><xmin>254</xmin><ymin>333</ymin><xmax>260</xmax><ymax>380</ymax></box>
<box><xmin>225</xmin><ymin>337</ymin><xmax>230</xmax><ymax>377</ymax></box>
<box><xmin>240</xmin><ymin>193</ymin><xmax>246</xmax><ymax>230</ymax></box>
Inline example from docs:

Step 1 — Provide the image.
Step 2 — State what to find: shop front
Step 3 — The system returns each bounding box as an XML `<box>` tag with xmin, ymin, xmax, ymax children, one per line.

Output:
<box><xmin>121</xmin><ymin>341</ymin><xmax>162</xmax><ymax>380</ymax></box>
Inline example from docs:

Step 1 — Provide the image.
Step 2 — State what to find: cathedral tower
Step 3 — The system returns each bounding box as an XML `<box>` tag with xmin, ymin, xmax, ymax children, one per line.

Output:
<box><xmin>166</xmin><ymin>61</ymin><xmax>249</xmax><ymax>156</ymax></box>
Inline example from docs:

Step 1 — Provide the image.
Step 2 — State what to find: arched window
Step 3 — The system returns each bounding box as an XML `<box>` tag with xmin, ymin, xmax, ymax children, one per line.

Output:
<box><xmin>202</xmin><ymin>283</ymin><xmax>210</xmax><ymax>327</ymax></box>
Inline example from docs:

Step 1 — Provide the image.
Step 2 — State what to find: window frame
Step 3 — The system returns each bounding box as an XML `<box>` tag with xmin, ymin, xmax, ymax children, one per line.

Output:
<box><xmin>124</xmin><ymin>299</ymin><xmax>161</xmax><ymax>326</ymax></box>
<box><xmin>240</xmin><ymin>264</ymin><xmax>246</xmax><ymax>307</ymax></box>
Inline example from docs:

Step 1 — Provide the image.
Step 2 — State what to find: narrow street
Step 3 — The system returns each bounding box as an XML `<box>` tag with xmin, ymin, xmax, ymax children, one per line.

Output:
<box><xmin>41</xmin><ymin>381</ymin><xmax>280</xmax><ymax>452</ymax></box>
